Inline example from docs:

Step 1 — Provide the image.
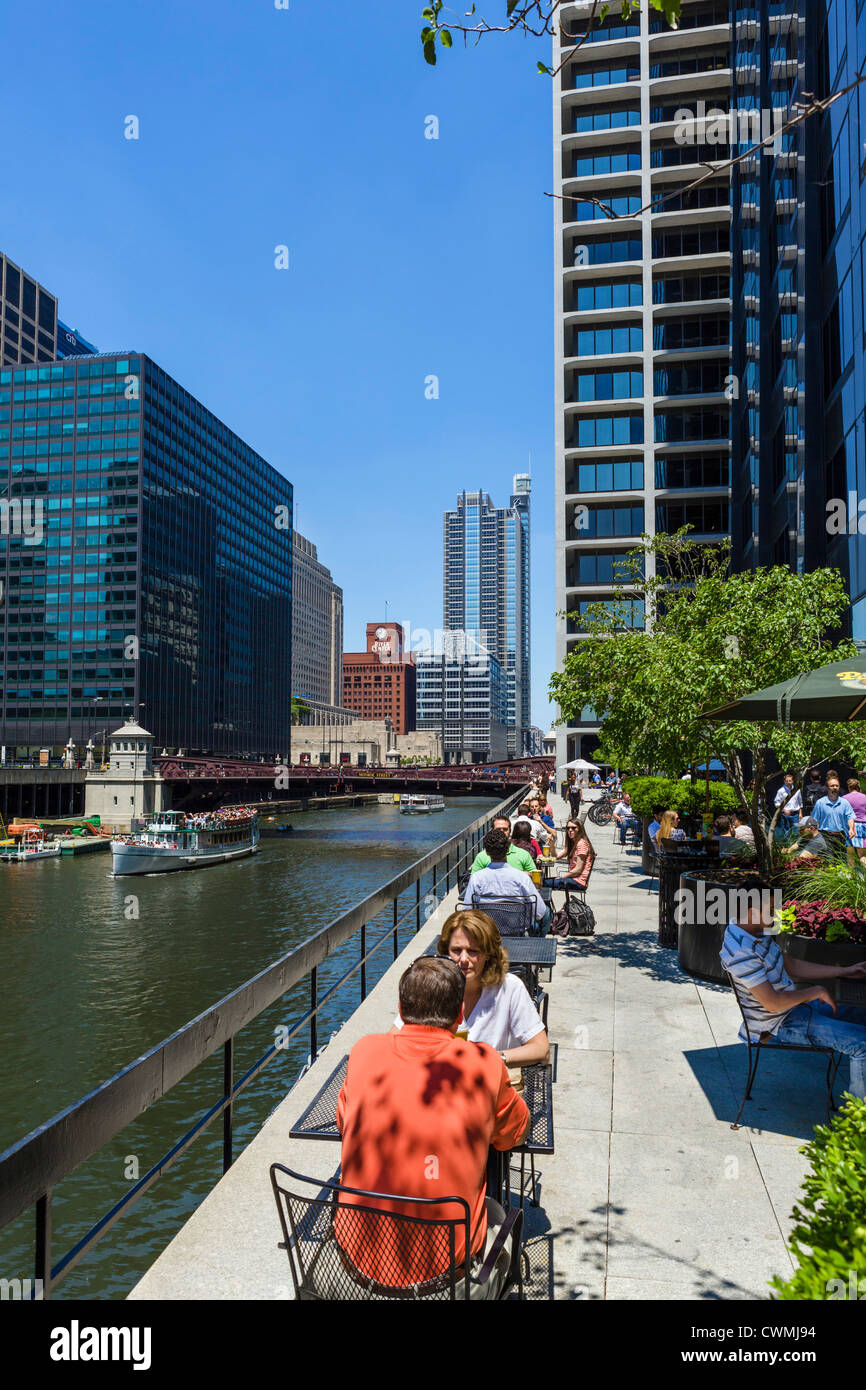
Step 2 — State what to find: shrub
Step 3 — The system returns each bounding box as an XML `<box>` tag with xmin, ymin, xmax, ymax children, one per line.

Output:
<box><xmin>771</xmin><ymin>1097</ymin><xmax>866</xmax><ymax>1300</ymax></box>
<box><xmin>622</xmin><ymin>775</ymin><xmax>739</xmax><ymax>821</ymax></box>
<box><xmin>774</xmin><ymin>900</ymin><xmax>866</xmax><ymax>944</ymax></box>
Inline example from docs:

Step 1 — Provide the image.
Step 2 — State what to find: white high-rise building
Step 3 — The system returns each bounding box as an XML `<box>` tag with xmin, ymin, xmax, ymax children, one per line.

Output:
<box><xmin>553</xmin><ymin>0</ymin><xmax>732</xmax><ymax>767</ymax></box>
<box><xmin>291</xmin><ymin>532</ymin><xmax>343</xmax><ymax>710</ymax></box>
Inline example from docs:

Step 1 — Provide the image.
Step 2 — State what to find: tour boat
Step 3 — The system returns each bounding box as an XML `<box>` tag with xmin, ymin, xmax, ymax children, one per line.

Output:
<box><xmin>399</xmin><ymin>794</ymin><xmax>445</xmax><ymax>814</ymax></box>
<box><xmin>110</xmin><ymin>808</ymin><xmax>259</xmax><ymax>876</ymax></box>
<box><xmin>1</xmin><ymin>828</ymin><xmax>63</xmax><ymax>862</ymax></box>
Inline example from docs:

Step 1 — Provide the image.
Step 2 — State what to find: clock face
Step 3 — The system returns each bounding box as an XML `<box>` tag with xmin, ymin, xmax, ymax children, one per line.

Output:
<box><xmin>376</xmin><ymin>627</ymin><xmax>387</xmax><ymax>639</ymax></box>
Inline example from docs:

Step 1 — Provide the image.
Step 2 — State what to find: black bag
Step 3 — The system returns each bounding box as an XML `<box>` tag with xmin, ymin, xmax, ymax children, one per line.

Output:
<box><xmin>457</xmin><ymin>870</ymin><xmax>472</xmax><ymax>898</ymax></box>
<box><xmin>551</xmin><ymin>896</ymin><xmax>595</xmax><ymax>937</ymax></box>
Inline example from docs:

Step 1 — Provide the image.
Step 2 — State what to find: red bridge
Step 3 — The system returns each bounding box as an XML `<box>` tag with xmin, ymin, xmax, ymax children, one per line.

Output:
<box><xmin>154</xmin><ymin>755</ymin><xmax>554</xmax><ymax>801</ymax></box>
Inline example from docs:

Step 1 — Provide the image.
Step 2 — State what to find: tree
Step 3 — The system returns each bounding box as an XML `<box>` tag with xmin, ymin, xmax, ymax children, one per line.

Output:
<box><xmin>291</xmin><ymin>697</ymin><xmax>311</xmax><ymax>726</ymax></box>
<box><xmin>420</xmin><ymin>1</ymin><xmax>683</xmax><ymax>69</ymax></box>
<box><xmin>548</xmin><ymin>530</ymin><xmax>866</xmax><ymax>881</ymax></box>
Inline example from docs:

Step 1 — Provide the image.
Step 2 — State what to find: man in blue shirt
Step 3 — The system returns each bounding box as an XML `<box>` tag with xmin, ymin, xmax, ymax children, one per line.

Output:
<box><xmin>464</xmin><ymin>828</ymin><xmax>548</xmax><ymax>932</ymax></box>
<box><xmin>721</xmin><ymin>901</ymin><xmax>866</xmax><ymax>1097</ymax></box>
<box><xmin>811</xmin><ymin>775</ymin><xmax>855</xmax><ymax>850</ymax></box>
<box><xmin>647</xmin><ymin>806</ymin><xmax>663</xmax><ymax>854</ymax></box>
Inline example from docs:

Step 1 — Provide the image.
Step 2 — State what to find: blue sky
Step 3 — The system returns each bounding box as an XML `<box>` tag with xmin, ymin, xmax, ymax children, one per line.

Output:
<box><xmin>1</xmin><ymin>0</ymin><xmax>555</xmax><ymax>730</ymax></box>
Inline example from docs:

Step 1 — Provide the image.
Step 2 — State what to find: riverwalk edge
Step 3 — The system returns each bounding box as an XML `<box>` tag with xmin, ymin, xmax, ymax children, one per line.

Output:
<box><xmin>129</xmin><ymin>799</ymin><xmax>827</xmax><ymax>1301</ymax></box>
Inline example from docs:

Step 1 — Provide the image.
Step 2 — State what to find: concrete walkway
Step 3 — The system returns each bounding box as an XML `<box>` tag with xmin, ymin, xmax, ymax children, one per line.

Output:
<box><xmin>130</xmin><ymin>794</ymin><xmax>825</xmax><ymax>1301</ymax></box>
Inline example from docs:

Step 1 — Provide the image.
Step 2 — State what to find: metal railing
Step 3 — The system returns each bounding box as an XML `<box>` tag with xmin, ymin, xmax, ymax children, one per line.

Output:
<box><xmin>0</xmin><ymin>786</ymin><xmax>528</xmax><ymax>1298</ymax></box>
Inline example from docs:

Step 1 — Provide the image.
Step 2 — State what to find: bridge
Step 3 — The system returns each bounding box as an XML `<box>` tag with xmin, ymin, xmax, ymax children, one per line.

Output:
<box><xmin>153</xmin><ymin>754</ymin><xmax>554</xmax><ymax>802</ymax></box>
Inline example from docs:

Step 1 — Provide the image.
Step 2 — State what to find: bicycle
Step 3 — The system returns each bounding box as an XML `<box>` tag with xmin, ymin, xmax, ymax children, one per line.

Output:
<box><xmin>587</xmin><ymin>795</ymin><xmax>614</xmax><ymax>827</ymax></box>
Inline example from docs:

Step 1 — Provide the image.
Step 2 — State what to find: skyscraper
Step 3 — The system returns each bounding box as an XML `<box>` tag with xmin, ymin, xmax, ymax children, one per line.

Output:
<box><xmin>0</xmin><ymin>352</ymin><xmax>293</xmax><ymax>756</ymax></box>
<box><xmin>443</xmin><ymin>478</ymin><xmax>530</xmax><ymax>756</ymax></box>
<box><xmin>552</xmin><ymin>0</ymin><xmax>732</xmax><ymax>766</ymax></box>
<box><xmin>0</xmin><ymin>252</ymin><xmax>97</xmax><ymax>366</ymax></box>
<box><xmin>291</xmin><ymin>531</ymin><xmax>343</xmax><ymax>710</ymax></box>
<box><xmin>730</xmin><ymin>0</ymin><xmax>866</xmax><ymax>643</ymax></box>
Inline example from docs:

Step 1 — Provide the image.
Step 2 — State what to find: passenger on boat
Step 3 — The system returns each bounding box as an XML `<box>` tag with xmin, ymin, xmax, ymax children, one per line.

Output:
<box><xmin>336</xmin><ymin>956</ymin><xmax>528</xmax><ymax>1295</ymax></box>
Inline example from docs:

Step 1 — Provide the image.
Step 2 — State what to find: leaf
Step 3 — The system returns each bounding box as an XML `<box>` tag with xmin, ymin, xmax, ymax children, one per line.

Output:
<box><xmin>421</xmin><ymin>25</ymin><xmax>434</xmax><ymax>41</ymax></box>
<box><xmin>424</xmin><ymin>37</ymin><xmax>437</xmax><ymax>64</ymax></box>
<box><xmin>422</xmin><ymin>7</ymin><xmax>434</xmax><ymax>16</ymax></box>
<box><xmin>537</xmin><ymin>60</ymin><xmax>551</xmax><ymax>74</ymax></box>
<box><xmin>507</xmin><ymin>0</ymin><xmax>519</xmax><ymax>13</ymax></box>
<box><xmin>440</xmin><ymin>26</ymin><xmax>453</xmax><ymax>47</ymax></box>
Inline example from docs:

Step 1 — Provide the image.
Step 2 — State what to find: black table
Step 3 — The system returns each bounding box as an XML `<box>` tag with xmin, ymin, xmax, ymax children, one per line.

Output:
<box><xmin>837</xmin><ymin>978</ymin><xmax>866</xmax><ymax>1008</ymax></box>
<box><xmin>424</xmin><ymin>936</ymin><xmax>556</xmax><ymax>967</ymax></box>
<box><xmin>289</xmin><ymin>1053</ymin><xmax>554</xmax><ymax>1161</ymax></box>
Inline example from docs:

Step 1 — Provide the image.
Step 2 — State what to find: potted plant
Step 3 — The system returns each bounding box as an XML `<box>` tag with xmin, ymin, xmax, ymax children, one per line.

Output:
<box><xmin>773</xmin><ymin>860</ymin><xmax>866</xmax><ymax>966</ymax></box>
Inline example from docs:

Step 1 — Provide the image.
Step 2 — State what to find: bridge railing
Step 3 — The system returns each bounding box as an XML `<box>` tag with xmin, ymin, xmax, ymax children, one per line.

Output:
<box><xmin>0</xmin><ymin>785</ymin><xmax>529</xmax><ymax>1298</ymax></box>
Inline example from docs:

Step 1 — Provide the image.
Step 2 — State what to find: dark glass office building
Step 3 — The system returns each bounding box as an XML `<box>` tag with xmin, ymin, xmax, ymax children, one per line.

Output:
<box><xmin>730</xmin><ymin>0</ymin><xmax>866</xmax><ymax>637</ymax></box>
<box><xmin>0</xmin><ymin>352</ymin><xmax>293</xmax><ymax>757</ymax></box>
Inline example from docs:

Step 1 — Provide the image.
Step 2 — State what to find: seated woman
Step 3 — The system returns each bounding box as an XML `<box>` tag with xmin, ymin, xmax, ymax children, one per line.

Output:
<box><xmin>554</xmin><ymin>818</ymin><xmax>595</xmax><ymax>890</ymax></box>
<box><xmin>391</xmin><ymin>909</ymin><xmax>550</xmax><ymax>1068</ymax></box>
<box><xmin>656</xmin><ymin>809</ymin><xmax>686</xmax><ymax>852</ymax></box>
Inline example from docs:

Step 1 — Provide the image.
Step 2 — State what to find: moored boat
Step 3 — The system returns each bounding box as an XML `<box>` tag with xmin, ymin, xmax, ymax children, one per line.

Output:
<box><xmin>110</xmin><ymin>808</ymin><xmax>259</xmax><ymax>876</ymax></box>
<box><xmin>1</xmin><ymin>828</ymin><xmax>63</xmax><ymax>862</ymax></box>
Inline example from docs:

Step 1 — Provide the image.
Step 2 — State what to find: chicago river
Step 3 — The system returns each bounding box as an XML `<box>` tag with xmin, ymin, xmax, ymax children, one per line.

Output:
<box><xmin>0</xmin><ymin>798</ymin><xmax>496</xmax><ymax>1298</ymax></box>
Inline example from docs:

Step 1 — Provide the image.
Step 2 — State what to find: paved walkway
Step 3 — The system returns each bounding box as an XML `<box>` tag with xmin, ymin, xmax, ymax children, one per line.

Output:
<box><xmin>129</xmin><ymin>794</ymin><xmax>827</xmax><ymax>1301</ymax></box>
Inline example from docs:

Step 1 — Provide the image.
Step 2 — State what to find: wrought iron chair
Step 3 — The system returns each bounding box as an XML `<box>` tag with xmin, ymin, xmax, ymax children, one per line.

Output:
<box><xmin>548</xmin><ymin>857</ymin><xmax>593</xmax><ymax>910</ymax></box>
<box><xmin>724</xmin><ymin>970</ymin><xmax>842</xmax><ymax>1130</ymax></box>
<box><xmin>270</xmin><ymin>1164</ymin><xmax>523</xmax><ymax>1300</ymax></box>
<box><xmin>467</xmin><ymin>895</ymin><xmax>536</xmax><ymax>937</ymax></box>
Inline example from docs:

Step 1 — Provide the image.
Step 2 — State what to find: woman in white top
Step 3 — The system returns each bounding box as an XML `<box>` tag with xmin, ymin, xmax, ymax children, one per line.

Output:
<box><xmin>391</xmin><ymin>908</ymin><xmax>549</xmax><ymax>1068</ymax></box>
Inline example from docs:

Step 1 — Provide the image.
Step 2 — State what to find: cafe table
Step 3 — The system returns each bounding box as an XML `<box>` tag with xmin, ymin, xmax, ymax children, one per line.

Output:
<box><xmin>288</xmin><ymin>1053</ymin><xmax>554</xmax><ymax>1209</ymax></box>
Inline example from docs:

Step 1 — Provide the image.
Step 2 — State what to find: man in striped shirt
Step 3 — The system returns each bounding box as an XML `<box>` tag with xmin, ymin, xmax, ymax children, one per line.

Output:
<box><xmin>721</xmin><ymin>903</ymin><xmax>866</xmax><ymax>1098</ymax></box>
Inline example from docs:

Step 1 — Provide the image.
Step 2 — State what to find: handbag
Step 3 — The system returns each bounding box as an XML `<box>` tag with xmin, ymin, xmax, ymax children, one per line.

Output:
<box><xmin>552</xmin><ymin>896</ymin><xmax>595</xmax><ymax>937</ymax></box>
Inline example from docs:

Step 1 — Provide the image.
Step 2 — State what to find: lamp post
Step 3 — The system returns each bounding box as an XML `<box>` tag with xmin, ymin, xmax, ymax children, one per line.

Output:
<box><xmin>91</xmin><ymin>697</ymin><xmax>105</xmax><ymax>769</ymax></box>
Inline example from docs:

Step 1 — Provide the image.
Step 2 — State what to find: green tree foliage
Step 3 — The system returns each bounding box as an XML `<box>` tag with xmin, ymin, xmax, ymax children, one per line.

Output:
<box><xmin>771</xmin><ymin>1096</ymin><xmax>866</xmax><ymax>1300</ymax></box>
<box><xmin>420</xmin><ymin>1</ymin><xmax>683</xmax><ymax>69</ymax></box>
<box><xmin>621</xmin><ymin>775</ymin><xmax>739</xmax><ymax>822</ymax></box>
<box><xmin>549</xmin><ymin>531</ymin><xmax>866</xmax><ymax>880</ymax></box>
<box><xmin>291</xmin><ymin>697</ymin><xmax>311</xmax><ymax>726</ymax></box>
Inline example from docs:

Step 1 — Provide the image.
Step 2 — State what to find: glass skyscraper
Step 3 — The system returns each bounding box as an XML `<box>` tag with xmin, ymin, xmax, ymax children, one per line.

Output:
<box><xmin>730</xmin><ymin>0</ymin><xmax>866</xmax><ymax>640</ymax></box>
<box><xmin>443</xmin><ymin>479</ymin><xmax>530</xmax><ymax>756</ymax></box>
<box><xmin>0</xmin><ymin>352</ymin><xmax>293</xmax><ymax>757</ymax></box>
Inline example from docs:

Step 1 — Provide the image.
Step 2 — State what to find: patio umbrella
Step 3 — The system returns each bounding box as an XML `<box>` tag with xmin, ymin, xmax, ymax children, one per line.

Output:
<box><xmin>559</xmin><ymin>758</ymin><xmax>599</xmax><ymax>770</ymax></box>
<box><xmin>701</xmin><ymin>657</ymin><xmax>866</xmax><ymax>726</ymax></box>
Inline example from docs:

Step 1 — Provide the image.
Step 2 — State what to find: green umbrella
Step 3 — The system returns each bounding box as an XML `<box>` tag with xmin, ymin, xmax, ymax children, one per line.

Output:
<box><xmin>702</xmin><ymin>657</ymin><xmax>866</xmax><ymax>726</ymax></box>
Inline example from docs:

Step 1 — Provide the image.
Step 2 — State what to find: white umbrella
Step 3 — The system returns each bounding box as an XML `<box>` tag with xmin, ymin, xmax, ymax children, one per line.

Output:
<box><xmin>559</xmin><ymin>758</ymin><xmax>599</xmax><ymax>771</ymax></box>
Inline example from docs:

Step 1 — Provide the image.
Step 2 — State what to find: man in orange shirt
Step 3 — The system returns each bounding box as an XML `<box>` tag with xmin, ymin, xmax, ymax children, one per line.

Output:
<box><xmin>335</xmin><ymin>955</ymin><xmax>529</xmax><ymax>1296</ymax></box>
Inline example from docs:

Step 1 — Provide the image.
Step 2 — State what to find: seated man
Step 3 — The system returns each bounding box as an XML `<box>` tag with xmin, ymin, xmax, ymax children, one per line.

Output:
<box><xmin>612</xmin><ymin>791</ymin><xmax>638</xmax><ymax>844</ymax></box>
<box><xmin>336</xmin><ymin>957</ymin><xmax>529</xmax><ymax>1295</ymax></box>
<box><xmin>720</xmin><ymin>902</ymin><xmax>866</xmax><ymax>1098</ymax></box>
<box><xmin>469</xmin><ymin>815</ymin><xmax>534</xmax><ymax>876</ymax></box>
<box><xmin>647</xmin><ymin>806</ymin><xmax>664</xmax><ymax>855</ymax></box>
<box><xmin>714</xmin><ymin>814</ymin><xmax>741</xmax><ymax>858</ymax></box>
<box><xmin>782</xmin><ymin>815</ymin><xmax>831</xmax><ymax>860</ymax></box>
<box><xmin>465</xmin><ymin>828</ymin><xmax>548</xmax><ymax>930</ymax></box>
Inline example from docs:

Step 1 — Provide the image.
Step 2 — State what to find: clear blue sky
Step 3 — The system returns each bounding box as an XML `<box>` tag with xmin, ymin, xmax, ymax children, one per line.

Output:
<box><xmin>1</xmin><ymin>0</ymin><xmax>555</xmax><ymax>731</ymax></box>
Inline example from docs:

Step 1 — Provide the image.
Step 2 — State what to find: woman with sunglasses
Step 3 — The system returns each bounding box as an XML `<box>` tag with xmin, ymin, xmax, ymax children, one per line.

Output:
<box><xmin>555</xmin><ymin>818</ymin><xmax>595</xmax><ymax>891</ymax></box>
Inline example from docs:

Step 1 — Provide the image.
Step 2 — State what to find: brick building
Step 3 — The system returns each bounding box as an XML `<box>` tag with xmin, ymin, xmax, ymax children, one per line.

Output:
<box><xmin>342</xmin><ymin>622</ymin><xmax>416</xmax><ymax>734</ymax></box>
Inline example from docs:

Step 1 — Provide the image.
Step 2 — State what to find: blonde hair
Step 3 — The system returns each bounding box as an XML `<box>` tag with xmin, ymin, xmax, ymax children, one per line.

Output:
<box><xmin>437</xmin><ymin>909</ymin><xmax>509</xmax><ymax>987</ymax></box>
<box><xmin>657</xmin><ymin>810</ymin><xmax>679</xmax><ymax>843</ymax></box>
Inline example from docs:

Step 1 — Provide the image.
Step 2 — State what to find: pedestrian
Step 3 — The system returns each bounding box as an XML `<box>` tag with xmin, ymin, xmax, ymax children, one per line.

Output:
<box><xmin>811</xmin><ymin>774</ymin><xmax>855</xmax><ymax>853</ymax></box>
<box><xmin>773</xmin><ymin>773</ymin><xmax>802</xmax><ymax>836</ymax></box>
<box><xmin>845</xmin><ymin>777</ymin><xmax>866</xmax><ymax>862</ymax></box>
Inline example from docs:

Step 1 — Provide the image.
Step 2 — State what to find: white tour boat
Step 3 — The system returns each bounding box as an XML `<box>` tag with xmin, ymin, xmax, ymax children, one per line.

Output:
<box><xmin>399</xmin><ymin>794</ymin><xmax>445</xmax><ymax>815</ymax></box>
<box><xmin>1</xmin><ymin>828</ymin><xmax>63</xmax><ymax>862</ymax></box>
<box><xmin>110</xmin><ymin>808</ymin><xmax>259</xmax><ymax>876</ymax></box>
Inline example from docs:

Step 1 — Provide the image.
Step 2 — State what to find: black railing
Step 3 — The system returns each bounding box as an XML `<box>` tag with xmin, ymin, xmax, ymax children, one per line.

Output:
<box><xmin>0</xmin><ymin>787</ymin><xmax>528</xmax><ymax>1298</ymax></box>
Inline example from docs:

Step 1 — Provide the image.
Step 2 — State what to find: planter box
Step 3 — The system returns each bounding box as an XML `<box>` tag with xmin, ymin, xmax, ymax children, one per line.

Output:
<box><xmin>779</xmin><ymin>934</ymin><xmax>866</xmax><ymax>968</ymax></box>
<box><xmin>676</xmin><ymin>872</ymin><xmax>765</xmax><ymax>984</ymax></box>
<box><xmin>677</xmin><ymin>871</ymin><xmax>866</xmax><ymax>979</ymax></box>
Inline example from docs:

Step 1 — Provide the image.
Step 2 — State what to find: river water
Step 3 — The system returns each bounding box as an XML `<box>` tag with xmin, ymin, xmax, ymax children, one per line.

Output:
<box><xmin>0</xmin><ymin>797</ymin><xmax>498</xmax><ymax>1299</ymax></box>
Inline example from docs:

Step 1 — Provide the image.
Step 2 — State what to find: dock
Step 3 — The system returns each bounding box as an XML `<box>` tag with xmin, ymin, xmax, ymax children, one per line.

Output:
<box><xmin>128</xmin><ymin>791</ymin><xmax>821</xmax><ymax>1301</ymax></box>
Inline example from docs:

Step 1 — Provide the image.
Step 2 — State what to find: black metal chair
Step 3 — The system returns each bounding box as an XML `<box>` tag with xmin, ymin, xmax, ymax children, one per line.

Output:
<box><xmin>724</xmin><ymin>971</ymin><xmax>842</xmax><ymax>1130</ymax></box>
<box><xmin>467</xmin><ymin>896</ymin><xmax>536</xmax><ymax>936</ymax></box>
<box><xmin>270</xmin><ymin>1164</ymin><xmax>523</xmax><ymax>1300</ymax></box>
<box><xmin>548</xmin><ymin>857</ymin><xmax>593</xmax><ymax>910</ymax></box>
<box><xmin>618</xmin><ymin>816</ymin><xmax>641</xmax><ymax>850</ymax></box>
